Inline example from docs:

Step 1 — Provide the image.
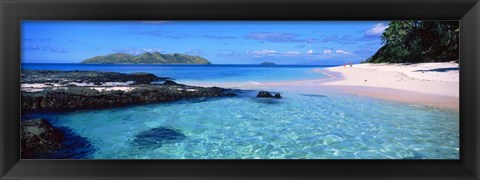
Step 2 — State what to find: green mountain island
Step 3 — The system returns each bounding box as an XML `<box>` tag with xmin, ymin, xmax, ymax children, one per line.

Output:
<box><xmin>81</xmin><ymin>52</ymin><xmax>211</xmax><ymax>64</ymax></box>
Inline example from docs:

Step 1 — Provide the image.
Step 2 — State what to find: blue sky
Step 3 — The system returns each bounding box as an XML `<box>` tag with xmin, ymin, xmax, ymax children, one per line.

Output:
<box><xmin>21</xmin><ymin>21</ymin><xmax>389</xmax><ymax>65</ymax></box>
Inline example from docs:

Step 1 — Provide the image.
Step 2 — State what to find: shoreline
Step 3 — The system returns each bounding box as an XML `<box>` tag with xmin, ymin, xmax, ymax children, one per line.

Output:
<box><xmin>20</xmin><ymin>70</ymin><xmax>238</xmax><ymax>113</ymax></box>
<box><xmin>321</xmin><ymin>62</ymin><xmax>459</xmax><ymax>96</ymax></box>
<box><xmin>325</xmin><ymin>85</ymin><xmax>459</xmax><ymax>111</ymax></box>
<box><xmin>182</xmin><ymin>62</ymin><xmax>459</xmax><ymax>111</ymax></box>
<box><xmin>24</xmin><ymin>63</ymin><xmax>459</xmax><ymax>112</ymax></box>
<box><xmin>319</xmin><ymin>62</ymin><xmax>459</xmax><ymax>111</ymax></box>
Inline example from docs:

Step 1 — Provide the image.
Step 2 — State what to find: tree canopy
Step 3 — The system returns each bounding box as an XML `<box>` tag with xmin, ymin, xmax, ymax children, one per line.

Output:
<box><xmin>364</xmin><ymin>21</ymin><xmax>459</xmax><ymax>63</ymax></box>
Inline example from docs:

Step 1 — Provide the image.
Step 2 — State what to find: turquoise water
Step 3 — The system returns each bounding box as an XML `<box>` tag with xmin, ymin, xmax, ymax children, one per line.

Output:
<box><xmin>28</xmin><ymin>92</ymin><xmax>459</xmax><ymax>159</ymax></box>
<box><xmin>22</xmin><ymin>63</ymin><xmax>329</xmax><ymax>83</ymax></box>
<box><xmin>22</xmin><ymin>64</ymin><xmax>459</xmax><ymax>159</ymax></box>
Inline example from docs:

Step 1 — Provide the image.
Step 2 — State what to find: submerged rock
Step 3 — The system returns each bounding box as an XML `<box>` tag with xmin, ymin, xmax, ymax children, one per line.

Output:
<box><xmin>255</xmin><ymin>98</ymin><xmax>282</xmax><ymax>105</ymax></box>
<box><xmin>224</xmin><ymin>92</ymin><xmax>237</xmax><ymax>97</ymax></box>
<box><xmin>21</xmin><ymin>120</ymin><xmax>95</xmax><ymax>159</ymax></box>
<box><xmin>50</xmin><ymin>127</ymin><xmax>96</xmax><ymax>159</ymax></box>
<box><xmin>21</xmin><ymin>118</ymin><xmax>64</xmax><ymax>158</ymax></box>
<box><xmin>132</xmin><ymin>127</ymin><xmax>186</xmax><ymax>148</ymax></box>
<box><xmin>257</xmin><ymin>91</ymin><xmax>282</xmax><ymax>98</ymax></box>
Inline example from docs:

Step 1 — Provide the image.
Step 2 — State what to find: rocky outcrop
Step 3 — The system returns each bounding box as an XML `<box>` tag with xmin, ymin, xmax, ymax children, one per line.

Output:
<box><xmin>21</xmin><ymin>118</ymin><xmax>96</xmax><ymax>159</ymax></box>
<box><xmin>163</xmin><ymin>80</ymin><xmax>179</xmax><ymax>85</ymax></box>
<box><xmin>21</xmin><ymin>70</ymin><xmax>167</xmax><ymax>85</ymax></box>
<box><xmin>257</xmin><ymin>91</ymin><xmax>282</xmax><ymax>98</ymax></box>
<box><xmin>21</xmin><ymin>70</ymin><xmax>239</xmax><ymax>113</ymax></box>
<box><xmin>22</xmin><ymin>85</ymin><xmax>236</xmax><ymax>113</ymax></box>
<box><xmin>21</xmin><ymin>118</ymin><xmax>64</xmax><ymax>158</ymax></box>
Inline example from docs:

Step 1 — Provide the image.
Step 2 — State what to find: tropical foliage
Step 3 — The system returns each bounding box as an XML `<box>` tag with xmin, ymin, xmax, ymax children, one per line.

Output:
<box><xmin>364</xmin><ymin>21</ymin><xmax>459</xmax><ymax>63</ymax></box>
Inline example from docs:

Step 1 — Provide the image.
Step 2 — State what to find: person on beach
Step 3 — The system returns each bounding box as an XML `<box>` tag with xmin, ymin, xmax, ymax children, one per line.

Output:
<box><xmin>344</xmin><ymin>63</ymin><xmax>346</xmax><ymax>68</ymax></box>
<box><xmin>350</xmin><ymin>62</ymin><xmax>352</xmax><ymax>68</ymax></box>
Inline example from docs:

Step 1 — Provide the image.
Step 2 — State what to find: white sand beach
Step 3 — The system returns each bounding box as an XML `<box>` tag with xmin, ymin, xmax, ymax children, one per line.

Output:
<box><xmin>173</xmin><ymin>62</ymin><xmax>460</xmax><ymax>110</ymax></box>
<box><xmin>322</xmin><ymin>62</ymin><xmax>459</xmax><ymax>95</ymax></box>
<box><xmin>320</xmin><ymin>62</ymin><xmax>459</xmax><ymax>110</ymax></box>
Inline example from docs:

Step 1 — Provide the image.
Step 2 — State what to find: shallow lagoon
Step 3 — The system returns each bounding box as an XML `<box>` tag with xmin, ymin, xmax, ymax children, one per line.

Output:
<box><xmin>22</xmin><ymin>64</ymin><xmax>459</xmax><ymax>159</ymax></box>
<box><xmin>29</xmin><ymin>91</ymin><xmax>459</xmax><ymax>159</ymax></box>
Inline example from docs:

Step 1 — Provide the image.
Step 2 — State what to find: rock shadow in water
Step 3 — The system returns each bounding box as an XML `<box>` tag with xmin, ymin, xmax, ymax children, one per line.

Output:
<box><xmin>23</xmin><ymin>126</ymin><xmax>96</xmax><ymax>159</ymax></box>
<box><xmin>301</xmin><ymin>94</ymin><xmax>327</xmax><ymax>98</ymax></box>
<box><xmin>53</xmin><ymin>127</ymin><xmax>97</xmax><ymax>159</ymax></box>
<box><xmin>253</xmin><ymin>98</ymin><xmax>282</xmax><ymax>105</ymax></box>
<box><xmin>132</xmin><ymin>127</ymin><xmax>186</xmax><ymax>149</ymax></box>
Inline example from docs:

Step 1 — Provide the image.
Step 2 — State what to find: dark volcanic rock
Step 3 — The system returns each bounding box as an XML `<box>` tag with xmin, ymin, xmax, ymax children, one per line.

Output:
<box><xmin>257</xmin><ymin>91</ymin><xmax>282</xmax><ymax>98</ymax></box>
<box><xmin>21</xmin><ymin>118</ymin><xmax>64</xmax><ymax>158</ymax></box>
<box><xmin>21</xmin><ymin>70</ymin><xmax>168</xmax><ymax>85</ymax></box>
<box><xmin>21</xmin><ymin>85</ymin><xmax>236</xmax><ymax>113</ymax></box>
<box><xmin>21</xmin><ymin>70</ymin><xmax>240</xmax><ymax>113</ymax></box>
<box><xmin>21</xmin><ymin>119</ymin><xmax>95</xmax><ymax>159</ymax></box>
<box><xmin>163</xmin><ymin>80</ymin><xmax>178</xmax><ymax>85</ymax></box>
<box><xmin>257</xmin><ymin>91</ymin><xmax>274</xmax><ymax>98</ymax></box>
<box><xmin>132</xmin><ymin>127</ymin><xmax>186</xmax><ymax>148</ymax></box>
<box><xmin>129</xmin><ymin>72</ymin><xmax>163</xmax><ymax>85</ymax></box>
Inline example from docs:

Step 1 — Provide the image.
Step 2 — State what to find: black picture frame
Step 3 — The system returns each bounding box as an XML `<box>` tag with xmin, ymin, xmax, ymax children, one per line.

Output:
<box><xmin>1</xmin><ymin>0</ymin><xmax>479</xmax><ymax>179</ymax></box>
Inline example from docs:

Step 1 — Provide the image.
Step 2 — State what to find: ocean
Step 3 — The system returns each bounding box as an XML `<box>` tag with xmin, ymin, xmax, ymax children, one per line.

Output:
<box><xmin>22</xmin><ymin>63</ymin><xmax>330</xmax><ymax>83</ymax></box>
<box><xmin>21</xmin><ymin>63</ymin><xmax>459</xmax><ymax>159</ymax></box>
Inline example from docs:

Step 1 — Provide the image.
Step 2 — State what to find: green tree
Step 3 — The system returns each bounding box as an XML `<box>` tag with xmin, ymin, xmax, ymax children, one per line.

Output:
<box><xmin>366</xmin><ymin>21</ymin><xmax>459</xmax><ymax>63</ymax></box>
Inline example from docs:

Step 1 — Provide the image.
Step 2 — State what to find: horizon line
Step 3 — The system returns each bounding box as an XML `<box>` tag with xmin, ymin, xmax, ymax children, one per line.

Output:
<box><xmin>21</xmin><ymin>62</ymin><xmax>343</xmax><ymax>66</ymax></box>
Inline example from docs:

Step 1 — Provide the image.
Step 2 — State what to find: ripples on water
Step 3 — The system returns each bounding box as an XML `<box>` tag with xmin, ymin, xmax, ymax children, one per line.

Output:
<box><xmin>28</xmin><ymin>91</ymin><xmax>459</xmax><ymax>159</ymax></box>
<box><xmin>22</xmin><ymin>64</ymin><xmax>459</xmax><ymax>159</ymax></box>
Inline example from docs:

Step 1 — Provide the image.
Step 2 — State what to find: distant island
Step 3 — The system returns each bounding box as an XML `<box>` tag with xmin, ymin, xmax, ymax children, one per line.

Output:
<box><xmin>81</xmin><ymin>52</ymin><xmax>211</xmax><ymax>64</ymax></box>
<box><xmin>260</xmin><ymin>62</ymin><xmax>276</xmax><ymax>65</ymax></box>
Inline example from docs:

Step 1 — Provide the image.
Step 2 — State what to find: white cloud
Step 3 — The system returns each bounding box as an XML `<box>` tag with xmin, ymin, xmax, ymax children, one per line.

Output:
<box><xmin>251</xmin><ymin>50</ymin><xmax>278</xmax><ymax>56</ymax></box>
<box><xmin>248</xmin><ymin>50</ymin><xmax>300</xmax><ymax>57</ymax></box>
<box><xmin>323</xmin><ymin>49</ymin><xmax>333</xmax><ymax>54</ymax></box>
<box><xmin>335</xmin><ymin>49</ymin><xmax>352</xmax><ymax>55</ymax></box>
<box><xmin>143</xmin><ymin>48</ymin><xmax>163</xmax><ymax>53</ymax></box>
<box><xmin>284</xmin><ymin>51</ymin><xmax>300</xmax><ymax>55</ymax></box>
<box><xmin>306</xmin><ymin>49</ymin><xmax>314</xmax><ymax>55</ymax></box>
<box><xmin>366</xmin><ymin>23</ymin><xmax>389</xmax><ymax>36</ymax></box>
